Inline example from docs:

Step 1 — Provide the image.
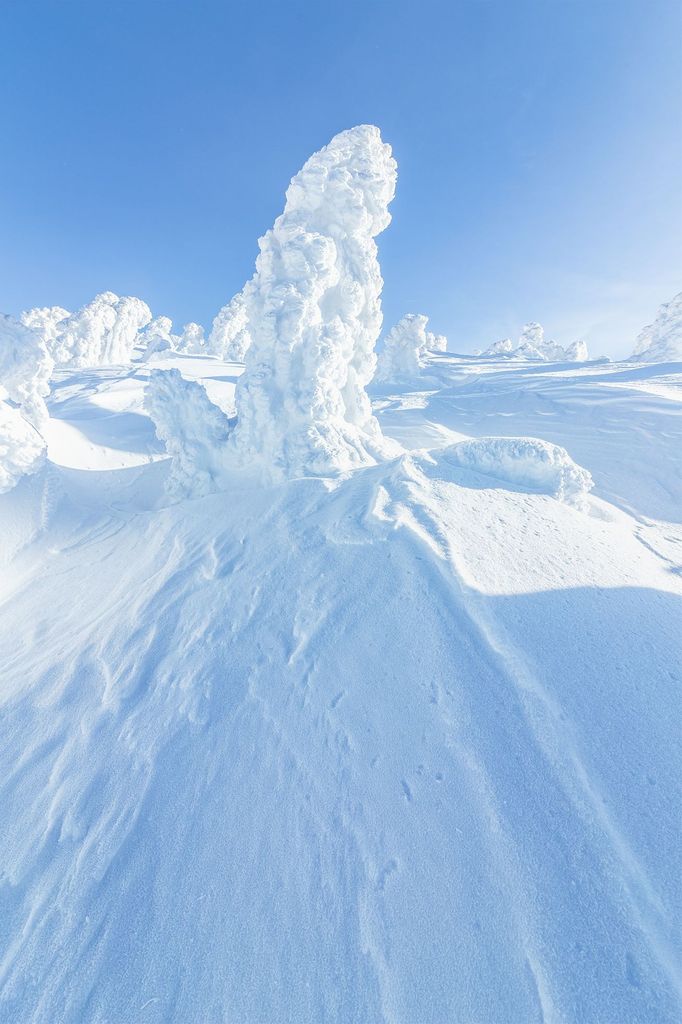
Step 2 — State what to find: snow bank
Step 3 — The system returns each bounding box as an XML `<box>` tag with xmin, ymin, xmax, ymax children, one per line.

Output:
<box><xmin>53</xmin><ymin>292</ymin><xmax>151</xmax><ymax>367</ymax></box>
<box><xmin>178</xmin><ymin>322</ymin><xmax>206</xmax><ymax>354</ymax></box>
<box><xmin>0</xmin><ymin>401</ymin><xmax>46</xmax><ymax>494</ymax></box>
<box><xmin>631</xmin><ymin>292</ymin><xmax>682</xmax><ymax>362</ymax></box>
<box><xmin>136</xmin><ymin>316</ymin><xmax>177</xmax><ymax>360</ymax></box>
<box><xmin>442</xmin><ymin>435</ymin><xmax>593</xmax><ymax>504</ymax></box>
<box><xmin>145</xmin><ymin>368</ymin><xmax>233</xmax><ymax>498</ymax></box>
<box><xmin>0</xmin><ymin>313</ymin><xmax>53</xmax><ymax>429</ymax></box>
<box><xmin>208</xmin><ymin>289</ymin><xmax>252</xmax><ymax>360</ymax></box>
<box><xmin>231</xmin><ymin>124</ymin><xmax>400</xmax><ymax>477</ymax></box>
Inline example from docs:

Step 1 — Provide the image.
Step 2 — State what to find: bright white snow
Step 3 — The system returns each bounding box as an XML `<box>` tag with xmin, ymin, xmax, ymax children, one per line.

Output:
<box><xmin>632</xmin><ymin>291</ymin><xmax>682</xmax><ymax>362</ymax></box>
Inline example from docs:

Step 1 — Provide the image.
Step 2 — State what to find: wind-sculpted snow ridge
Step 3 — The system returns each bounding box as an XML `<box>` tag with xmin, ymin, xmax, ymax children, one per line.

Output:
<box><xmin>442</xmin><ymin>435</ymin><xmax>594</xmax><ymax>505</ymax></box>
<box><xmin>136</xmin><ymin>316</ymin><xmax>177</xmax><ymax>361</ymax></box>
<box><xmin>178</xmin><ymin>322</ymin><xmax>206</xmax><ymax>354</ymax></box>
<box><xmin>0</xmin><ymin>400</ymin><xmax>46</xmax><ymax>494</ymax></box>
<box><xmin>0</xmin><ymin>312</ymin><xmax>53</xmax><ymax>429</ymax></box>
<box><xmin>208</xmin><ymin>289</ymin><xmax>252</xmax><ymax>360</ymax></box>
<box><xmin>632</xmin><ymin>291</ymin><xmax>682</xmax><ymax>362</ymax></box>
<box><xmin>230</xmin><ymin>124</ymin><xmax>401</xmax><ymax>478</ymax></box>
<box><xmin>375</xmin><ymin>312</ymin><xmax>446</xmax><ymax>381</ymax></box>
<box><xmin>53</xmin><ymin>292</ymin><xmax>151</xmax><ymax>367</ymax></box>
<box><xmin>145</xmin><ymin>368</ymin><xmax>234</xmax><ymax>498</ymax></box>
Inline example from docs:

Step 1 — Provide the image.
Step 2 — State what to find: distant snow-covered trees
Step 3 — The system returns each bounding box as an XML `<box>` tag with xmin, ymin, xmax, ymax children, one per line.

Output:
<box><xmin>52</xmin><ymin>292</ymin><xmax>151</xmax><ymax>367</ymax></box>
<box><xmin>482</xmin><ymin>323</ymin><xmax>589</xmax><ymax>362</ymax></box>
<box><xmin>178</xmin><ymin>322</ymin><xmax>206</xmax><ymax>354</ymax></box>
<box><xmin>375</xmin><ymin>313</ymin><xmax>447</xmax><ymax>381</ymax></box>
<box><xmin>631</xmin><ymin>292</ymin><xmax>682</xmax><ymax>362</ymax></box>
<box><xmin>230</xmin><ymin>124</ymin><xmax>400</xmax><ymax>476</ymax></box>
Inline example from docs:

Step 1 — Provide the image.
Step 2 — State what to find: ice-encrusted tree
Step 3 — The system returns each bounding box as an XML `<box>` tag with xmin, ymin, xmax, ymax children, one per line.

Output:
<box><xmin>137</xmin><ymin>316</ymin><xmax>177</xmax><ymax>361</ymax></box>
<box><xmin>230</xmin><ymin>124</ymin><xmax>400</xmax><ymax>476</ymax></box>
<box><xmin>375</xmin><ymin>313</ymin><xmax>430</xmax><ymax>381</ymax></box>
<box><xmin>0</xmin><ymin>313</ymin><xmax>54</xmax><ymax>430</ymax></box>
<box><xmin>178</xmin><ymin>322</ymin><xmax>206</xmax><ymax>354</ymax></box>
<box><xmin>207</xmin><ymin>289</ymin><xmax>252</xmax><ymax>361</ymax></box>
<box><xmin>53</xmin><ymin>292</ymin><xmax>151</xmax><ymax>367</ymax></box>
<box><xmin>631</xmin><ymin>292</ymin><xmax>682</xmax><ymax>362</ymax></box>
<box><xmin>565</xmin><ymin>339</ymin><xmax>589</xmax><ymax>362</ymax></box>
<box><xmin>0</xmin><ymin>400</ymin><xmax>46</xmax><ymax>495</ymax></box>
<box><xmin>20</xmin><ymin>306</ymin><xmax>70</xmax><ymax>349</ymax></box>
<box><xmin>427</xmin><ymin>331</ymin><xmax>448</xmax><ymax>353</ymax></box>
<box><xmin>483</xmin><ymin>338</ymin><xmax>514</xmax><ymax>357</ymax></box>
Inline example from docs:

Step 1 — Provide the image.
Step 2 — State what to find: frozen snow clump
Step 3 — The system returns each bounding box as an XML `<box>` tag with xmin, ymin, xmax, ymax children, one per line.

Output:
<box><xmin>53</xmin><ymin>292</ymin><xmax>151</xmax><ymax>367</ymax></box>
<box><xmin>376</xmin><ymin>313</ymin><xmax>431</xmax><ymax>381</ymax></box>
<box><xmin>145</xmin><ymin>368</ymin><xmax>234</xmax><ymax>498</ymax></box>
<box><xmin>442</xmin><ymin>436</ymin><xmax>593</xmax><ymax>505</ymax></box>
<box><xmin>137</xmin><ymin>316</ymin><xmax>177</xmax><ymax>361</ymax></box>
<box><xmin>483</xmin><ymin>338</ymin><xmax>514</xmax><ymax>357</ymax></box>
<box><xmin>0</xmin><ymin>313</ymin><xmax>54</xmax><ymax>429</ymax></box>
<box><xmin>208</xmin><ymin>289</ymin><xmax>252</xmax><ymax>361</ymax></box>
<box><xmin>0</xmin><ymin>400</ymin><xmax>46</xmax><ymax>495</ymax></box>
<box><xmin>178</xmin><ymin>322</ymin><xmax>206</xmax><ymax>354</ymax></box>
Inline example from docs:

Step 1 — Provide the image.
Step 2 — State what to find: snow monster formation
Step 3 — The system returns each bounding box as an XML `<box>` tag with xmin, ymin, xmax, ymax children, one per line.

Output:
<box><xmin>0</xmin><ymin>313</ymin><xmax>54</xmax><ymax>430</ymax></box>
<box><xmin>375</xmin><ymin>312</ymin><xmax>448</xmax><ymax>381</ymax></box>
<box><xmin>229</xmin><ymin>124</ymin><xmax>400</xmax><ymax>477</ymax></box>
<box><xmin>631</xmin><ymin>291</ymin><xmax>682</xmax><ymax>362</ymax></box>
<box><xmin>52</xmin><ymin>292</ymin><xmax>151</xmax><ymax>367</ymax></box>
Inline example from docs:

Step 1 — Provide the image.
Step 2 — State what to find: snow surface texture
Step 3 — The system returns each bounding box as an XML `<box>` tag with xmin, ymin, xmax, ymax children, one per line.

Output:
<box><xmin>208</xmin><ymin>288</ymin><xmax>252</xmax><ymax>360</ymax></box>
<box><xmin>1</xmin><ymin>345</ymin><xmax>681</xmax><ymax>1023</ymax></box>
<box><xmin>0</xmin><ymin>313</ymin><xmax>53</xmax><ymax>429</ymax></box>
<box><xmin>230</xmin><ymin>125</ymin><xmax>400</xmax><ymax>477</ymax></box>
<box><xmin>0</xmin><ymin>400</ymin><xmax>46</xmax><ymax>494</ymax></box>
<box><xmin>483</xmin><ymin>323</ymin><xmax>589</xmax><ymax>362</ymax></box>
<box><xmin>442</xmin><ymin>436</ymin><xmax>594</xmax><ymax>506</ymax></box>
<box><xmin>145</xmin><ymin>368</ymin><xmax>233</xmax><ymax>498</ymax></box>
<box><xmin>52</xmin><ymin>291</ymin><xmax>151</xmax><ymax>367</ymax></box>
<box><xmin>632</xmin><ymin>291</ymin><xmax>682</xmax><ymax>362</ymax></box>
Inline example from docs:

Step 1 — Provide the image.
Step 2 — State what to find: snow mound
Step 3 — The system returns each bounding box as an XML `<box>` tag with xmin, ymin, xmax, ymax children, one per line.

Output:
<box><xmin>145</xmin><ymin>368</ymin><xmax>233</xmax><ymax>498</ymax></box>
<box><xmin>53</xmin><ymin>292</ymin><xmax>151</xmax><ymax>367</ymax></box>
<box><xmin>136</xmin><ymin>315</ymin><xmax>177</xmax><ymax>360</ymax></box>
<box><xmin>0</xmin><ymin>312</ymin><xmax>53</xmax><ymax>429</ymax></box>
<box><xmin>632</xmin><ymin>292</ymin><xmax>682</xmax><ymax>362</ymax></box>
<box><xmin>208</xmin><ymin>289</ymin><xmax>252</xmax><ymax>360</ymax></box>
<box><xmin>178</xmin><ymin>322</ymin><xmax>206</xmax><ymax>354</ymax></box>
<box><xmin>230</xmin><ymin>124</ymin><xmax>400</xmax><ymax>477</ymax></box>
<box><xmin>442</xmin><ymin>435</ymin><xmax>593</xmax><ymax>504</ymax></box>
<box><xmin>0</xmin><ymin>401</ymin><xmax>46</xmax><ymax>494</ymax></box>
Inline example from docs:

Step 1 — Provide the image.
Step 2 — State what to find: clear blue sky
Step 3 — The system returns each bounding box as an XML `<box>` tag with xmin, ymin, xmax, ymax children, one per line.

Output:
<box><xmin>1</xmin><ymin>0</ymin><xmax>680</xmax><ymax>357</ymax></box>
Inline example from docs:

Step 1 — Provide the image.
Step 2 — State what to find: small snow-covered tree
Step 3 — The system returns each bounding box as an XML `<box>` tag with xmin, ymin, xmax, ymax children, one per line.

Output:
<box><xmin>375</xmin><ymin>314</ymin><xmax>430</xmax><ymax>381</ymax></box>
<box><xmin>178</xmin><ymin>322</ymin><xmax>206</xmax><ymax>354</ymax></box>
<box><xmin>53</xmin><ymin>292</ymin><xmax>151</xmax><ymax>367</ymax></box>
<box><xmin>631</xmin><ymin>292</ymin><xmax>682</xmax><ymax>362</ymax></box>
<box><xmin>565</xmin><ymin>340</ymin><xmax>589</xmax><ymax>362</ymax></box>
<box><xmin>426</xmin><ymin>331</ymin><xmax>448</xmax><ymax>353</ymax></box>
<box><xmin>0</xmin><ymin>313</ymin><xmax>54</xmax><ymax>429</ymax></box>
<box><xmin>230</xmin><ymin>124</ymin><xmax>400</xmax><ymax>477</ymax></box>
<box><xmin>482</xmin><ymin>338</ymin><xmax>513</xmax><ymax>357</ymax></box>
<box><xmin>137</xmin><ymin>316</ymin><xmax>177</xmax><ymax>360</ymax></box>
<box><xmin>208</xmin><ymin>289</ymin><xmax>252</xmax><ymax>361</ymax></box>
<box><xmin>145</xmin><ymin>368</ymin><xmax>233</xmax><ymax>498</ymax></box>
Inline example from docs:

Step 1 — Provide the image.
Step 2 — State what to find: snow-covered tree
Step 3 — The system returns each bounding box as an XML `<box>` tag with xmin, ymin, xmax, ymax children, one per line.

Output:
<box><xmin>0</xmin><ymin>313</ymin><xmax>54</xmax><ymax>430</ymax></box>
<box><xmin>145</xmin><ymin>368</ymin><xmax>233</xmax><ymax>498</ymax></box>
<box><xmin>178</xmin><ymin>322</ymin><xmax>206</xmax><ymax>354</ymax></box>
<box><xmin>20</xmin><ymin>306</ymin><xmax>70</xmax><ymax>349</ymax></box>
<box><xmin>426</xmin><ymin>331</ymin><xmax>448</xmax><ymax>353</ymax></box>
<box><xmin>230</xmin><ymin>124</ymin><xmax>400</xmax><ymax>477</ymax></box>
<box><xmin>137</xmin><ymin>316</ymin><xmax>177</xmax><ymax>361</ymax></box>
<box><xmin>0</xmin><ymin>400</ymin><xmax>46</xmax><ymax>495</ymax></box>
<box><xmin>482</xmin><ymin>338</ymin><xmax>513</xmax><ymax>357</ymax></box>
<box><xmin>53</xmin><ymin>292</ymin><xmax>151</xmax><ymax>367</ymax></box>
<box><xmin>631</xmin><ymin>292</ymin><xmax>682</xmax><ymax>362</ymax></box>
<box><xmin>207</xmin><ymin>289</ymin><xmax>252</xmax><ymax>361</ymax></box>
<box><xmin>375</xmin><ymin>313</ymin><xmax>430</xmax><ymax>381</ymax></box>
<box><xmin>565</xmin><ymin>340</ymin><xmax>589</xmax><ymax>362</ymax></box>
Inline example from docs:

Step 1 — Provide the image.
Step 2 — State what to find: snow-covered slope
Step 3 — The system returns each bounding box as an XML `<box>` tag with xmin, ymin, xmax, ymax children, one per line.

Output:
<box><xmin>0</xmin><ymin>345</ymin><xmax>680</xmax><ymax>1023</ymax></box>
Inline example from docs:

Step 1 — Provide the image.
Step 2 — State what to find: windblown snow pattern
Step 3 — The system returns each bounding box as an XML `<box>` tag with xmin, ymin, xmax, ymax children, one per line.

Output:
<box><xmin>632</xmin><ymin>291</ymin><xmax>682</xmax><ymax>362</ymax></box>
<box><xmin>230</xmin><ymin>125</ymin><xmax>400</xmax><ymax>477</ymax></box>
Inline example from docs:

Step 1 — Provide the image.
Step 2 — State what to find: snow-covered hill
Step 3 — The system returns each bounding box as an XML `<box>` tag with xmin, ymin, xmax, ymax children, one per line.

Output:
<box><xmin>1</xmin><ymin>345</ymin><xmax>681</xmax><ymax>1023</ymax></box>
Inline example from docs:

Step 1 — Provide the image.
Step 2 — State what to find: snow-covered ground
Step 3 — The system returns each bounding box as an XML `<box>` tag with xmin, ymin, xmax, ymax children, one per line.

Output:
<box><xmin>1</xmin><ymin>346</ymin><xmax>680</xmax><ymax>1023</ymax></box>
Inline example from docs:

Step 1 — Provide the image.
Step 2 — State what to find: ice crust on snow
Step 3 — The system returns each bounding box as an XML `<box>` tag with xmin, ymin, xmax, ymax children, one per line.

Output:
<box><xmin>52</xmin><ymin>292</ymin><xmax>151</xmax><ymax>367</ymax></box>
<box><xmin>375</xmin><ymin>312</ymin><xmax>446</xmax><ymax>381</ymax></box>
<box><xmin>443</xmin><ymin>435</ymin><xmax>594</xmax><ymax>504</ymax></box>
<box><xmin>145</xmin><ymin>368</ymin><xmax>233</xmax><ymax>497</ymax></box>
<box><xmin>229</xmin><ymin>125</ymin><xmax>400</xmax><ymax>477</ymax></box>
<box><xmin>632</xmin><ymin>292</ymin><xmax>682</xmax><ymax>362</ymax></box>
<box><xmin>0</xmin><ymin>400</ymin><xmax>46</xmax><ymax>494</ymax></box>
<box><xmin>208</xmin><ymin>289</ymin><xmax>252</xmax><ymax>360</ymax></box>
<box><xmin>0</xmin><ymin>312</ymin><xmax>53</xmax><ymax>429</ymax></box>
